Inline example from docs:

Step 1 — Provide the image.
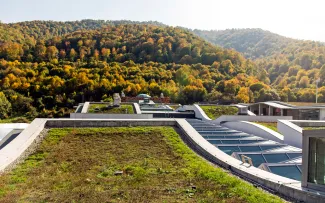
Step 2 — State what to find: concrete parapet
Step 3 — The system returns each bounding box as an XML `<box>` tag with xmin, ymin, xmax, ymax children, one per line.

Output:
<box><xmin>278</xmin><ymin>120</ymin><xmax>303</xmax><ymax>148</ymax></box>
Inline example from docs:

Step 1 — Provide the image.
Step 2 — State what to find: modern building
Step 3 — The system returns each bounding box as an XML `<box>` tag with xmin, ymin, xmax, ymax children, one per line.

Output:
<box><xmin>246</xmin><ymin>101</ymin><xmax>325</xmax><ymax>120</ymax></box>
<box><xmin>302</xmin><ymin>128</ymin><xmax>325</xmax><ymax>192</ymax></box>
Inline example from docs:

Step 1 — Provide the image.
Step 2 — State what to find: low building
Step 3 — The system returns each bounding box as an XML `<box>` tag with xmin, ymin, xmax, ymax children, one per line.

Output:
<box><xmin>247</xmin><ymin>101</ymin><xmax>325</xmax><ymax>120</ymax></box>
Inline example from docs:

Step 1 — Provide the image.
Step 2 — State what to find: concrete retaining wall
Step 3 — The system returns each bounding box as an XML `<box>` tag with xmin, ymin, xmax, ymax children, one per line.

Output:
<box><xmin>278</xmin><ymin>120</ymin><xmax>303</xmax><ymax>148</ymax></box>
<box><xmin>223</xmin><ymin>121</ymin><xmax>284</xmax><ymax>143</ymax></box>
<box><xmin>70</xmin><ymin>113</ymin><xmax>151</xmax><ymax>119</ymax></box>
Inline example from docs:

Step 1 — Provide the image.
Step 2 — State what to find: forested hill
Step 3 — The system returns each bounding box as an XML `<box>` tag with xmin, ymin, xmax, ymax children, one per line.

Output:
<box><xmin>0</xmin><ymin>22</ymin><xmax>266</xmax><ymax>119</ymax></box>
<box><xmin>194</xmin><ymin>28</ymin><xmax>325</xmax><ymax>103</ymax></box>
<box><xmin>0</xmin><ymin>23</ymin><xmax>251</xmax><ymax>69</ymax></box>
<box><xmin>0</xmin><ymin>20</ymin><xmax>165</xmax><ymax>45</ymax></box>
<box><xmin>193</xmin><ymin>28</ymin><xmax>325</xmax><ymax>59</ymax></box>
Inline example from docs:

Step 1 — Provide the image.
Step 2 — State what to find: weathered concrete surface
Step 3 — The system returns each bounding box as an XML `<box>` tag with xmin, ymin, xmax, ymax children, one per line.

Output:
<box><xmin>223</xmin><ymin>121</ymin><xmax>284</xmax><ymax>143</ymax></box>
<box><xmin>70</xmin><ymin>113</ymin><xmax>152</xmax><ymax>119</ymax></box>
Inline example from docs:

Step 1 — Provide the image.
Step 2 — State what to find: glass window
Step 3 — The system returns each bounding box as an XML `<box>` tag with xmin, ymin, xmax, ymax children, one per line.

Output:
<box><xmin>263</xmin><ymin>153</ymin><xmax>289</xmax><ymax>163</ymax></box>
<box><xmin>225</xmin><ymin>136</ymin><xmax>242</xmax><ymax>139</ymax></box>
<box><xmin>242</xmin><ymin>154</ymin><xmax>266</xmax><ymax>167</ymax></box>
<box><xmin>269</xmin><ymin>166</ymin><xmax>301</xmax><ymax>181</ymax></box>
<box><xmin>239</xmin><ymin>146</ymin><xmax>262</xmax><ymax>152</ymax></box>
<box><xmin>208</xmin><ymin>140</ymin><xmax>222</xmax><ymax>144</ymax></box>
<box><xmin>218</xmin><ymin>146</ymin><xmax>240</xmax><ymax>155</ymax></box>
<box><xmin>308</xmin><ymin>137</ymin><xmax>325</xmax><ymax>185</ymax></box>
<box><xmin>203</xmin><ymin>136</ymin><xmax>224</xmax><ymax>139</ymax></box>
<box><xmin>221</xmin><ymin>140</ymin><xmax>241</xmax><ymax>144</ymax></box>
<box><xmin>239</xmin><ymin>140</ymin><xmax>264</xmax><ymax>144</ymax></box>
<box><xmin>260</xmin><ymin>145</ymin><xmax>281</xmax><ymax>151</ymax></box>
<box><xmin>287</xmin><ymin>153</ymin><xmax>302</xmax><ymax>159</ymax></box>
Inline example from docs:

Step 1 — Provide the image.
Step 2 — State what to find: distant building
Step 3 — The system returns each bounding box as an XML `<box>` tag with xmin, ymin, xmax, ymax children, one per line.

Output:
<box><xmin>246</xmin><ymin>101</ymin><xmax>325</xmax><ymax>120</ymax></box>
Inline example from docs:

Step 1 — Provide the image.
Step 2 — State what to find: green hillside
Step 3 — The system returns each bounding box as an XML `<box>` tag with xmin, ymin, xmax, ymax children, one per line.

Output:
<box><xmin>194</xmin><ymin>28</ymin><xmax>325</xmax><ymax>103</ymax></box>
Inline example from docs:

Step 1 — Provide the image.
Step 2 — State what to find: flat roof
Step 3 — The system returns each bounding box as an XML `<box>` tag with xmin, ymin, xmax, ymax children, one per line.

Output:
<box><xmin>248</xmin><ymin>101</ymin><xmax>325</xmax><ymax>109</ymax></box>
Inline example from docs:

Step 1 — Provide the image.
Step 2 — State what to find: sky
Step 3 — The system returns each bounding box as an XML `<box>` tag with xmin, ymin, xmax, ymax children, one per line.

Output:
<box><xmin>1</xmin><ymin>0</ymin><xmax>325</xmax><ymax>41</ymax></box>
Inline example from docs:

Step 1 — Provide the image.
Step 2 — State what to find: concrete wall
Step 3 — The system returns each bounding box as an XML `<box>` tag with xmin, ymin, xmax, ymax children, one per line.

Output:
<box><xmin>81</xmin><ymin>102</ymin><xmax>90</xmax><ymax>113</ymax></box>
<box><xmin>70</xmin><ymin>113</ymin><xmax>151</xmax><ymax>119</ymax></box>
<box><xmin>319</xmin><ymin>109</ymin><xmax>325</xmax><ymax>120</ymax></box>
<box><xmin>133</xmin><ymin>103</ymin><xmax>141</xmax><ymax>114</ymax></box>
<box><xmin>222</xmin><ymin>121</ymin><xmax>284</xmax><ymax>143</ymax></box>
<box><xmin>213</xmin><ymin>115</ymin><xmax>292</xmax><ymax>125</ymax></box>
<box><xmin>0</xmin><ymin>119</ymin><xmax>47</xmax><ymax>172</ymax></box>
<box><xmin>278</xmin><ymin>120</ymin><xmax>303</xmax><ymax>148</ymax></box>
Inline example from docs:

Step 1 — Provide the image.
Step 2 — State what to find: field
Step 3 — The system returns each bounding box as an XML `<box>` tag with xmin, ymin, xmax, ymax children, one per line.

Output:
<box><xmin>88</xmin><ymin>104</ymin><xmax>134</xmax><ymax>114</ymax></box>
<box><xmin>0</xmin><ymin>127</ymin><xmax>284</xmax><ymax>202</ymax></box>
<box><xmin>200</xmin><ymin>105</ymin><xmax>238</xmax><ymax>120</ymax></box>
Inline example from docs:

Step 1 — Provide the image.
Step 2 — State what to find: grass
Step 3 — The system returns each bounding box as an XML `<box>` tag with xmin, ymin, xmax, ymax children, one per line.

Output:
<box><xmin>0</xmin><ymin>117</ymin><xmax>30</xmax><ymax>123</ymax></box>
<box><xmin>0</xmin><ymin>127</ymin><xmax>284</xmax><ymax>202</ymax></box>
<box><xmin>88</xmin><ymin>104</ymin><xmax>134</xmax><ymax>114</ymax></box>
<box><xmin>303</xmin><ymin>127</ymin><xmax>325</xmax><ymax>130</ymax></box>
<box><xmin>253</xmin><ymin>122</ymin><xmax>281</xmax><ymax>134</ymax></box>
<box><xmin>168</xmin><ymin>105</ymin><xmax>181</xmax><ymax>110</ymax></box>
<box><xmin>288</xmin><ymin>102</ymin><xmax>325</xmax><ymax>106</ymax></box>
<box><xmin>200</xmin><ymin>105</ymin><xmax>238</xmax><ymax>120</ymax></box>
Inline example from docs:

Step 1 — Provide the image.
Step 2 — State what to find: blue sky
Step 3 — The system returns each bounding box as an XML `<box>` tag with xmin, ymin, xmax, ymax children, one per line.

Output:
<box><xmin>1</xmin><ymin>0</ymin><xmax>325</xmax><ymax>41</ymax></box>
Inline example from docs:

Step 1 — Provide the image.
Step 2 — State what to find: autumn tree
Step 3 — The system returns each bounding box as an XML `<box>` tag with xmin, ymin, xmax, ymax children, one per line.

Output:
<box><xmin>236</xmin><ymin>87</ymin><xmax>250</xmax><ymax>103</ymax></box>
<box><xmin>0</xmin><ymin>92</ymin><xmax>11</xmax><ymax>118</ymax></box>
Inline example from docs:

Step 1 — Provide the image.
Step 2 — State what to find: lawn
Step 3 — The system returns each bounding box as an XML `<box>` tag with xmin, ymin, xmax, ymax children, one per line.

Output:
<box><xmin>88</xmin><ymin>104</ymin><xmax>134</xmax><ymax>114</ymax></box>
<box><xmin>253</xmin><ymin>122</ymin><xmax>281</xmax><ymax>134</ymax></box>
<box><xmin>0</xmin><ymin>127</ymin><xmax>284</xmax><ymax>202</ymax></box>
<box><xmin>200</xmin><ymin>105</ymin><xmax>238</xmax><ymax>120</ymax></box>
